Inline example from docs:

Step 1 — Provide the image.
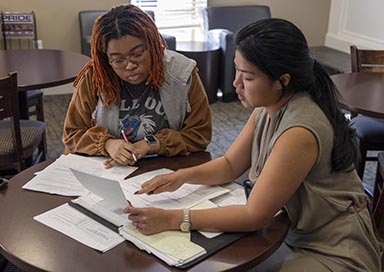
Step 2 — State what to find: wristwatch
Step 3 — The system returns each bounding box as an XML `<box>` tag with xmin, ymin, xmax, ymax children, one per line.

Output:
<box><xmin>144</xmin><ymin>135</ymin><xmax>157</xmax><ymax>146</ymax></box>
<box><xmin>179</xmin><ymin>208</ymin><xmax>191</xmax><ymax>232</ymax></box>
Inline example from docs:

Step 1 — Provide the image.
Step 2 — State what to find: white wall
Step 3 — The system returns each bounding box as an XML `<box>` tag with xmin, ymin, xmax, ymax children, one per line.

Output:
<box><xmin>4</xmin><ymin>1</ymin><xmax>331</xmax><ymax>53</ymax></box>
<box><xmin>209</xmin><ymin>0</ymin><xmax>331</xmax><ymax>47</ymax></box>
<box><xmin>326</xmin><ymin>0</ymin><xmax>384</xmax><ymax>53</ymax></box>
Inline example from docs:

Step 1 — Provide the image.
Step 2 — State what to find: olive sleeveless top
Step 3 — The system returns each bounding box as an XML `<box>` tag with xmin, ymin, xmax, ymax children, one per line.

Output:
<box><xmin>249</xmin><ymin>93</ymin><xmax>380</xmax><ymax>271</ymax></box>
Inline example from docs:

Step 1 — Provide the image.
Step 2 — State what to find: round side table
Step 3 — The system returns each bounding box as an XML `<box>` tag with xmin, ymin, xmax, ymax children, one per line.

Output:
<box><xmin>176</xmin><ymin>41</ymin><xmax>220</xmax><ymax>104</ymax></box>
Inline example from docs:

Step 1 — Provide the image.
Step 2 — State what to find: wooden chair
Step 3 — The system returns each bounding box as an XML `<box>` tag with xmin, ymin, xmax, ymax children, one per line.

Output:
<box><xmin>0</xmin><ymin>11</ymin><xmax>45</xmax><ymax>122</ymax></box>
<box><xmin>0</xmin><ymin>72</ymin><xmax>46</xmax><ymax>174</ymax></box>
<box><xmin>349</xmin><ymin>45</ymin><xmax>384</xmax><ymax>180</ymax></box>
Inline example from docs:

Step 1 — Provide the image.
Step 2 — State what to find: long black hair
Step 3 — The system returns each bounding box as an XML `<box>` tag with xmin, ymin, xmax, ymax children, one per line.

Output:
<box><xmin>235</xmin><ymin>18</ymin><xmax>359</xmax><ymax>172</ymax></box>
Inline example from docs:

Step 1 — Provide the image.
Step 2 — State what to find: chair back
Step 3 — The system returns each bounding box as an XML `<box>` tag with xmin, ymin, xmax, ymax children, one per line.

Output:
<box><xmin>79</xmin><ymin>10</ymin><xmax>107</xmax><ymax>56</ymax></box>
<box><xmin>79</xmin><ymin>10</ymin><xmax>106</xmax><ymax>39</ymax></box>
<box><xmin>201</xmin><ymin>5</ymin><xmax>271</xmax><ymax>101</ymax></box>
<box><xmin>203</xmin><ymin>5</ymin><xmax>271</xmax><ymax>34</ymax></box>
<box><xmin>145</xmin><ymin>10</ymin><xmax>155</xmax><ymax>21</ymax></box>
<box><xmin>350</xmin><ymin>45</ymin><xmax>384</xmax><ymax>73</ymax></box>
<box><xmin>78</xmin><ymin>10</ymin><xmax>175</xmax><ymax>56</ymax></box>
<box><xmin>78</xmin><ymin>9</ymin><xmax>155</xmax><ymax>39</ymax></box>
<box><xmin>0</xmin><ymin>11</ymin><xmax>38</xmax><ymax>50</ymax></box>
<box><xmin>0</xmin><ymin>72</ymin><xmax>26</xmax><ymax>171</ymax></box>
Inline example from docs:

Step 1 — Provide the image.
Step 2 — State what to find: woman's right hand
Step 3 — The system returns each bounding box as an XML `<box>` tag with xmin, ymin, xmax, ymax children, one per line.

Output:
<box><xmin>104</xmin><ymin>139</ymin><xmax>136</xmax><ymax>167</ymax></box>
<box><xmin>136</xmin><ymin>170</ymin><xmax>186</xmax><ymax>195</ymax></box>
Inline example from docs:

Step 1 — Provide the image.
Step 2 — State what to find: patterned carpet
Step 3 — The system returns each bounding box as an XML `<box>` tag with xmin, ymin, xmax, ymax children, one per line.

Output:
<box><xmin>42</xmin><ymin>94</ymin><xmax>377</xmax><ymax>192</ymax></box>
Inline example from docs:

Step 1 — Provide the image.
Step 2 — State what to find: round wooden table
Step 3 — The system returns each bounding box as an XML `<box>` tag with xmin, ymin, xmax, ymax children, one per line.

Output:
<box><xmin>0</xmin><ymin>49</ymin><xmax>90</xmax><ymax>119</ymax></box>
<box><xmin>0</xmin><ymin>152</ymin><xmax>290</xmax><ymax>272</ymax></box>
<box><xmin>331</xmin><ymin>72</ymin><xmax>384</xmax><ymax>119</ymax></box>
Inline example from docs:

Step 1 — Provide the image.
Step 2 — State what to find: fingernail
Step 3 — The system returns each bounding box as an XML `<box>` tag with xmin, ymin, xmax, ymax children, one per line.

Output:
<box><xmin>134</xmin><ymin>191</ymin><xmax>139</xmax><ymax>195</ymax></box>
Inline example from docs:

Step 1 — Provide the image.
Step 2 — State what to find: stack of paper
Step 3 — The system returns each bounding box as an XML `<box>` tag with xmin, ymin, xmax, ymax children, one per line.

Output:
<box><xmin>71</xmin><ymin>169</ymin><xmax>210</xmax><ymax>266</ymax></box>
<box><xmin>23</xmin><ymin>154</ymin><xmax>137</xmax><ymax>196</ymax></box>
<box><xmin>119</xmin><ymin>224</ymin><xmax>206</xmax><ymax>267</ymax></box>
<box><xmin>33</xmin><ymin>168</ymin><xmax>243</xmax><ymax>267</ymax></box>
<box><xmin>34</xmin><ymin>203</ymin><xmax>125</xmax><ymax>252</ymax></box>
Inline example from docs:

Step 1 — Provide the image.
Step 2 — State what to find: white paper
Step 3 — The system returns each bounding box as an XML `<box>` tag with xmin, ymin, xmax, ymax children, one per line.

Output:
<box><xmin>33</xmin><ymin>165</ymin><xmax>246</xmax><ymax>266</ymax></box>
<box><xmin>44</xmin><ymin>154</ymin><xmax>137</xmax><ymax>181</ymax></box>
<box><xmin>120</xmin><ymin>168</ymin><xmax>230</xmax><ymax>209</ymax></box>
<box><xmin>119</xmin><ymin>223</ymin><xmax>206</xmax><ymax>267</ymax></box>
<box><xmin>70</xmin><ymin>169</ymin><xmax>128</xmax><ymax>210</ymax></box>
<box><xmin>23</xmin><ymin>154</ymin><xmax>137</xmax><ymax>196</ymax></box>
<box><xmin>211</xmin><ymin>183</ymin><xmax>247</xmax><ymax>206</ymax></box>
<box><xmin>34</xmin><ymin>203</ymin><xmax>125</xmax><ymax>252</ymax></box>
<box><xmin>23</xmin><ymin>163</ymin><xmax>88</xmax><ymax>196</ymax></box>
<box><xmin>72</xmin><ymin>194</ymin><xmax>129</xmax><ymax>227</ymax></box>
<box><xmin>191</xmin><ymin>200</ymin><xmax>222</xmax><ymax>238</ymax></box>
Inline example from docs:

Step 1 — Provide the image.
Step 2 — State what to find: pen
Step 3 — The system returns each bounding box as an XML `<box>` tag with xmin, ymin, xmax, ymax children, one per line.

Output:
<box><xmin>121</xmin><ymin>130</ymin><xmax>137</xmax><ymax>162</ymax></box>
<box><xmin>143</xmin><ymin>153</ymin><xmax>158</xmax><ymax>159</ymax></box>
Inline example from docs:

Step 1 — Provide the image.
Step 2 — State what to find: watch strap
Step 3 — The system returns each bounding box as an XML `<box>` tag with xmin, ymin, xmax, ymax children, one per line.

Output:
<box><xmin>180</xmin><ymin>208</ymin><xmax>191</xmax><ymax>232</ymax></box>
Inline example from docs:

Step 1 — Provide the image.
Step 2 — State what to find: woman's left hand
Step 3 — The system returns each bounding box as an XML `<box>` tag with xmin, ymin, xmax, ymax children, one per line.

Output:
<box><xmin>124</xmin><ymin>206</ymin><xmax>178</xmax><ymax>235</ymax></box>
<box><xmin>131</xmin><ymin>140</ymin><xmax>152</xmax><ymax>159</ymax></box>
<box><xmin>103</xmin><ymin>140</ymin><xmax>153</xmax><ymax>168</ymax></box>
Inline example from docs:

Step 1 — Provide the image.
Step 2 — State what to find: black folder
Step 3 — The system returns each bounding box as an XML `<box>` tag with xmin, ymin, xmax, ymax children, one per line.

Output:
<box><xmin>181</xmin><ymin>231</ymin><xmax>249</xmax><ymax>269</ymax></box>
<box><xmin>69</xmin><ymin>200</ymin><xmax>249</xmax><ymax>269</ymax></box>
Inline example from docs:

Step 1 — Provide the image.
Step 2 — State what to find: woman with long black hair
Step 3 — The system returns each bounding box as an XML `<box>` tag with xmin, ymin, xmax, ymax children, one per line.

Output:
<box><xmin>126</xmin><ymin>18</ymin><xmax>380</xmax><ymax>271</ymax></box>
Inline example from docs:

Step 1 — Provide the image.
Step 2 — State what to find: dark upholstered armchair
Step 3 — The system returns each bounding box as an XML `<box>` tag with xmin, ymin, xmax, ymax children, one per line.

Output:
<box><xmin>203</xmin><ymin>6</ymin><xmax>271</xmax><ymax>102</ymax></box>
<box><xmin>79</xmin><ymin>10</ymin><xmax>106</xmax><ymax>57</ymax></box>
<box><xmin>79</xmin><ymin>10</ymin><xmax>176</xmax><ymax>57</ymax></box>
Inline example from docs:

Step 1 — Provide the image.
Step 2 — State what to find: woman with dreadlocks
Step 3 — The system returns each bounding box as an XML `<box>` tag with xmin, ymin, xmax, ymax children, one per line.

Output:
<box><xmin>63</xmin><ymin>4</ymin><xmax>211</xmax><ymax>168</ymax></box>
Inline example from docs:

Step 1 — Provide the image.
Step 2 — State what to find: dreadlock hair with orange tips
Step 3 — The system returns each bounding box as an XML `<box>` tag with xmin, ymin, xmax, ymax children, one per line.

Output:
<box><xmin>87</xmin><ymin>4</ymin><xmax>167</xmax><ymax>107</ymax></box>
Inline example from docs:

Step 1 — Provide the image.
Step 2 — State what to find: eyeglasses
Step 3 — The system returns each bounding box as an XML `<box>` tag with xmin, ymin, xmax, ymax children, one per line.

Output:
<box><xmin>109</xmin><ymin>50</ymin><xmax>147</xmax><ymax>70</ymax></box>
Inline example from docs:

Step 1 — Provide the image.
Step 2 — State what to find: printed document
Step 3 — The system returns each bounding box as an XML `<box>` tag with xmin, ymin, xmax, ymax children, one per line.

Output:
<box><xmin>119</xmin><ymin>223</ymin><xmax>206</xmax><ymax>267</ymax></box>
<box><xmin>23</xmin><ymin>154</ymin><xmax>137</xmax><ymax>196</ymax></box>
<box><xmin>70</xmin><ymin>168</ymin><xmax>128</xmax><ymax>211</ymax></box>
<box><xmin>34</xmin><ymin>203</ymin><xmax>125</xmax><ymax>252</ymax></box>
<box><xmin>120</xmin><ymin>168</ymin><xmax>230</xmax><ymax>209</ymax></box>
<box><xmin>34</xmin><ymin>168</ymin><xmax>209</xmax><ymax>266</ymax></box>
<box><xmin>34</xmin><ymin>168</ymin><xmax>243</xmax><ymax>267</ymax></box>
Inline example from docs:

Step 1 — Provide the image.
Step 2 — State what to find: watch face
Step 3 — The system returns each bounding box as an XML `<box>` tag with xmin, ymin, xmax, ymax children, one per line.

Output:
<box><xmin>145</xmin><ymin>135</ymin><xmax>157</xmax><ymax>145</ymax></box>
<box><xmin>180</xmin><ymin>222</ymin><xmax>191</xmax><ymax>232</ymax></box>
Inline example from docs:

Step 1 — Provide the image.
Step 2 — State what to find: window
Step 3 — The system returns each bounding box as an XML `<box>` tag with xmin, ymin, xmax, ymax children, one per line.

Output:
<box><xmin>133</xmin><ymin>0</ymin><xmax>207</xmax><ymax>41</ymax></box>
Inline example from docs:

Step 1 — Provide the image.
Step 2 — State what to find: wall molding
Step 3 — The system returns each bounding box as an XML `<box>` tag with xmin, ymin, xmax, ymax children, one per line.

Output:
<box><xmin>326</xmin><ymin>0</ymin><xmax>384</xmax><ymax>53</ymax></box>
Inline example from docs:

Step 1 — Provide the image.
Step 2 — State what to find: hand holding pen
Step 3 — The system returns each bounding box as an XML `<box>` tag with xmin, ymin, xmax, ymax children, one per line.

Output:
<box><xmin>103</xmin><ymin>132</ymin><xmax>137</xmax><ymax>168</ymax></box>
<box><xmin>121</xmin><ymin>130</ymin><xmax>137</xmax><ymax>163</ymax></box>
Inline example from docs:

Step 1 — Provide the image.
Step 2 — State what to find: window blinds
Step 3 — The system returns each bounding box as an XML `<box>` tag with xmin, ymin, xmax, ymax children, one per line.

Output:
<box><xmin>133</xmin><ymin>0</ymin><xmax>207</xmax><ymax>41</ymax></box>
